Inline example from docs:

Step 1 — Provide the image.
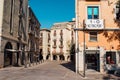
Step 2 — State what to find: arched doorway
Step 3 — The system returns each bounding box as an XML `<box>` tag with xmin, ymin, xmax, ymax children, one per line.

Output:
<box><xmin>53</xmin><ymin>55</ymin><xmax>57</xmax><ymax>60</ymax></box>
<box><xmin>4</xmin><ymin>42</ymin><xmax>13</xmax><ymax>67</ymax></box>
<box><xmin>39</xmin><ymin>49</ymin><xmax>43</xmax><ymax>60</ymax></box>
<box><xmin>60</xmin><ymin>55</ymin><xmax>64</xmax><ymax>61</ymax></box>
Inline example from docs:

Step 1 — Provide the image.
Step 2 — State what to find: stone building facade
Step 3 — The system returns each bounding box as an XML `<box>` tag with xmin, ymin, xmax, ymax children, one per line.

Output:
<box><xmin>75</xmin><ymin>0</ymin><xmax>120</xmax><ymax>74</ymax></box>
<box><xmin>40</xmin><ymin>29</ymin><xmax>50</xmax><ymax>60</ymax></box>
<box><xmin>0</xmin><ymin>0</ymin><xmax>29</xmax><ymax>67</ymax></box>
<box><xmin>50</xmin><ymin>20</ymin><xmax>75</xmax><ymax>61</ymax></box>
<box><xmin>28</xmin><ymin>7</ymin><xmax>40</xmax><ymax>65</ymax></box>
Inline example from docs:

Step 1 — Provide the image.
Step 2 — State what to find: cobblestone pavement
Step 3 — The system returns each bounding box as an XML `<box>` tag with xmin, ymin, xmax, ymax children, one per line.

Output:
<box><xmin>0</xmin><ymin>61</ymin><xmax>120</xmax><ymax>80</ymax></box>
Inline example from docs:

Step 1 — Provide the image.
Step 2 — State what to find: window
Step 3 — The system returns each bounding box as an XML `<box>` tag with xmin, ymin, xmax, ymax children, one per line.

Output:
<box><xmin>48</xmin><ymin>33</ymin><xmax>50</xmax><ymax>43</ymax></box>
<box><xmin>87</xmin><ymin>6</ymin><xmax>99</xmax><ymax>19</ymax></box>
<box><xmin>54</xmin><ymin>30</ymin><xmax>56</xmax><ymax>36</ymax></box>
<box><xmin>106</xmin><ymin>51</ymin><xmax>116</xmax><ymax>64</ymax></box>
<box><xmin>40</xmin><ymin>33</ymin><xmax>43</xmax><ymax>37</ymax></box>
<box><xmin>60</xmin><ymin>30</ymin><xmax>63</xmax><ymax>35</ymax></box>
<box><xmin>89</xmin><ymin>32</ymin><xmax>97</xmax><ymax>41</ymax></box>
<box><xmin>116</xmin><ymin>4</ymin><xmax>120</xmax><ymax>20</ymax></box>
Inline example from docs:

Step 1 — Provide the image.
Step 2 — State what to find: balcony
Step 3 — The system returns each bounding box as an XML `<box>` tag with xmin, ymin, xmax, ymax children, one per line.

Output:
<box><xmin>85</xmin><ymin>19</ymin><xmax>104</xmax><ymax>30</ymax></box>
<box><xmin>60</xmin><ymin>32</ymin><xmax>63</xmax><ymax>36</ymax></box>
<box><xmin>52</xmin><ymin>45</ymin><xmax>57</xmax><ymax>48</ymax></box>
<box><xmin>53</xmin><ymin>39</ymin><xmax>56</xmax><ymax>42</ymax></box>
<box><xmin>48</xmin><ymin>43</ymin><xmax>50</xmax><ymax>46</ymax></box>
<box><xmin>59</xmin><ymin>45</ymin><xmax>64</xmax><ymax>48</ymax></box>
<box><xmin>59</xmin><ymin>38</ymin><xmax>63</xmax><ymax>42</ymax></box>
<box><xmin>53</xmin><ymin>37</ymin><xmax>57</xmax><ymax>42</ymax></box>
<box><xmin>35</xmin><ymin>32</ymin><xmax>39</xmax><ymax>39</ymax></box>
<box><xmin>53</xmin><ymin>32</ymin><xmax>56</xmax><ymax>36</ymax></box>
<box><xmin>59</xmin><ymin>49</ymin><xmax>64</xmax><ymax>54</ymax></box>
<box><xmin>28</xmin><ymin>28</ymin><xmax>34</xmax><ymax>35</ymax></box>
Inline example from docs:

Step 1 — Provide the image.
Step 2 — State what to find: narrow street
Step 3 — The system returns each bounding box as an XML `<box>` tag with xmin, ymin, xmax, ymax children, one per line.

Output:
<box><xmin>0</xmin><ymin>61</ymin><xmax>81</xmax><ymax>80</ymax></box>
<box><xmin>0</xmin><ymin>61</ymin><xmax>119</xmax><ymax>80</ymax></box>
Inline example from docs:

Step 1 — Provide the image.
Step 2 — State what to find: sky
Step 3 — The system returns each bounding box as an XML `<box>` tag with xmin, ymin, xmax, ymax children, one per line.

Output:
<box><xmin>29</xmin><ymin>0</ymin><xmax>75</xmax><ymax>29</ymax></box>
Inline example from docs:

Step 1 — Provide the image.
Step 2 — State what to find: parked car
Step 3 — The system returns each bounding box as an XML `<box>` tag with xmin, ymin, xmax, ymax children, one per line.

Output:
<box><xmin>114</xmin><ymin>67</ymin><xmax>120</xmax><ymax>77</ymax></box>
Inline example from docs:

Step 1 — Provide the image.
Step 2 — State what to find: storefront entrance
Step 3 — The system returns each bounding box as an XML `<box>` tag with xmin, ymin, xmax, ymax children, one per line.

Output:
<box><xmin>85</xmin><ymin>50</ymin><xmax>100</xmax><ymax>71</ymax></box>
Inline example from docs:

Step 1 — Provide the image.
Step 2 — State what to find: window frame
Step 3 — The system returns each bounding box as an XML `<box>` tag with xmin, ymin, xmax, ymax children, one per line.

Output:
<box><xmin>89</xmin><ymin>31</ymin><xmax>98</xmax><ymax>42</ymax></box>
<box><xmin>106</xmin><ymin>51</ymin><xmax>116</xmax><ymax>64</ymax></box>
<box><xmin>86</xmin><ymin>5</ymin><xmax>100</xmax><ymax>19</ymax></box>
<box><xmin>115</xmin><ymin>4</ymin><xmax>120</xmax><ymax>20</ymax></box>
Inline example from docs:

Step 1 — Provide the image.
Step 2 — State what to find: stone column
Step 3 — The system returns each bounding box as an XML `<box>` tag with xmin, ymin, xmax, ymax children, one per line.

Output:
<box><xmin>57</xmin><ymin>55</ymin><xmax>60</xmax><ymax>61</ymax></box>
<box><xmin>28</xmin><ymin>52</ymin><xmax>31</xmax><ymax>67</ymax></box>
<box><xmin>18</xmin><ymin>51</ymin><xmax>22</xmax><ymax>66</ymax></box>
<box><xmin>24</xmin><ymin>47</ymin><xmax>27</xmax><ymax>68</ymax></box>
<box><xmin>50</xmin><ymin>54</ymin><xmax>53</xmax><ymax>61</ymax></box>
<box><xmin>12</xmin><ymin>52</ymin><xmax>16</xmax><ymax>65</ymax></box>
<box><xmin>67</xmin><ymin>55</ymin><xmax>70</xmax><ymax>61</ymax></box>
<box><xmin>43</xmin><ymin>54</ymin><xmax>46</xmax><ymax>60</ymax></box>
<box><xmin>78</xmin><ymin>50</ymin><xmax>84</xmax><ymax>73</ymax></box>
<box><xmin>12</xmin><ymin>43</ymin><xmax>17</xmax><ymax>66</ymax></box>
<box><xmin>0</xmin><ymin>52</ymin><xmax>4</xmax><ymax>68</ymax></box>
<box><xmin>64</xmin><ymin>55</ymin><xmax>68</xmax><ymax>61</ymax></box>
<box><xmin>100</xmin><ymin>47</ymin><xmax>105</xmax><ymax>73</ymax></box>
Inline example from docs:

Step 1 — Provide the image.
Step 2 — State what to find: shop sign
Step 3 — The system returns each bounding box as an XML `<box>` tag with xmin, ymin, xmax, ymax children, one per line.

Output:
<box><xmin>85</xmin><ymin>19</ymin><xmax>104</xmax><ymax>29</ymax></box>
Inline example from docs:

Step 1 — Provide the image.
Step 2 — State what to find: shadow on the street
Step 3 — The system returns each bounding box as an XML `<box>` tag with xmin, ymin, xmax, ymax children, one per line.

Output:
<box><xmin>102</xmin><ymin>71</ymin><xmax>120</xmax><ymax>80</ymax></box>
<box><xmin>60</xmin><ymin>62</ymin><xmax>75</xmax><ymax>72</ymax></box>
<box><xmin>102</xmin><ymin>74</ymin><xmax>114</xmax><ymax>80</ymax></box>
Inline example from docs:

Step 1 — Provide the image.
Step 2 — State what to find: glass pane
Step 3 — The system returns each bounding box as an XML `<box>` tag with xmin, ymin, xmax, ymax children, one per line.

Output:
<box><xmin>88</xmin><ymin>15</ymin><xmax>92</xmax><ymax>19</ymax></box>
<box><xmin>94</xmin><ymin>7</ymin><xmax>99</xmax><ymax>15</ymax></box>
<box><xmin>87</xmin><ymin>7</ymin><xmax>92</xmax><ymax>19</ymax></box>
<box><xmin>90</xmin><ymin>32</ymin><xmax>97</xmax><ymax>41</ymax></box>
<box><xmin>94</xmin><ymin>15</ymin><xmax>99</xmax><ymax>19</ymax></box>
<box><xmin>90</xmin><ymin>37</ymin><xmax>97</xmax><ymax>41</ymax></box>
<box><xmin>88</xmin><ymin>7</ymin><xmax>92</xmax><ymax>15</ymax></box>
<box><xmin>94</xmin><ymin>7</ymin><xmax>99</xmax><ymax>19</ymax></box>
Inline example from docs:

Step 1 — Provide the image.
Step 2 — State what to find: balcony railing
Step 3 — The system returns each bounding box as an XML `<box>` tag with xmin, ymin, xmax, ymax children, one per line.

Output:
<box><xmin>85</xmin><ymin>19</ymin><xmax>104</xmax><ymax>30</ymax></box>
<box><xmin>59</xmin><ymin>38</ymin><xmax>63</xmax><ymax>41</ymax></box>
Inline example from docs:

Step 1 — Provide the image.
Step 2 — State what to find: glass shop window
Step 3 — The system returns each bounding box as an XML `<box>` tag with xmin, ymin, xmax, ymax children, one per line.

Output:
<box><xmin>106</xmin><ymin>51</ymin><xmax>116</xmax><ymax>64</ymax></box>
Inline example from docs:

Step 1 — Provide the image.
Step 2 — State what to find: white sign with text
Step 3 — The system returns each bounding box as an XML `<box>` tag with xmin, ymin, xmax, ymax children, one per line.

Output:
<box><xmin>85</xmin><ymin>19</ymin><xmax>104</xmax><ymax>29</ymax></box>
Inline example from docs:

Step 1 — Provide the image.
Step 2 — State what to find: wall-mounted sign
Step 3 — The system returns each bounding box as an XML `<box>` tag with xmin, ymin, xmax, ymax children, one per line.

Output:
<box><xmin>85</xmin><ymin>19</ymin><xmax>104</xmax><ymax>29</ymax></box>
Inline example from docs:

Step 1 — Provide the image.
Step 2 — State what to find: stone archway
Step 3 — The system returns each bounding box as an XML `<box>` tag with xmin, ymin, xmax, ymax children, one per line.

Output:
<box><xmin>53</xmin><ymin>55</ymin><xmax>57</xmax><ymax>60</ymax></box>
<box><xmin>4</xmin><ymin>42</ymin><xmax>13</xmax><ymax>67</ymax></box>
<box><xmin>60</xmin><ymin>55</ymin><xmax>64</xmax><ymax>61</ymax></box>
